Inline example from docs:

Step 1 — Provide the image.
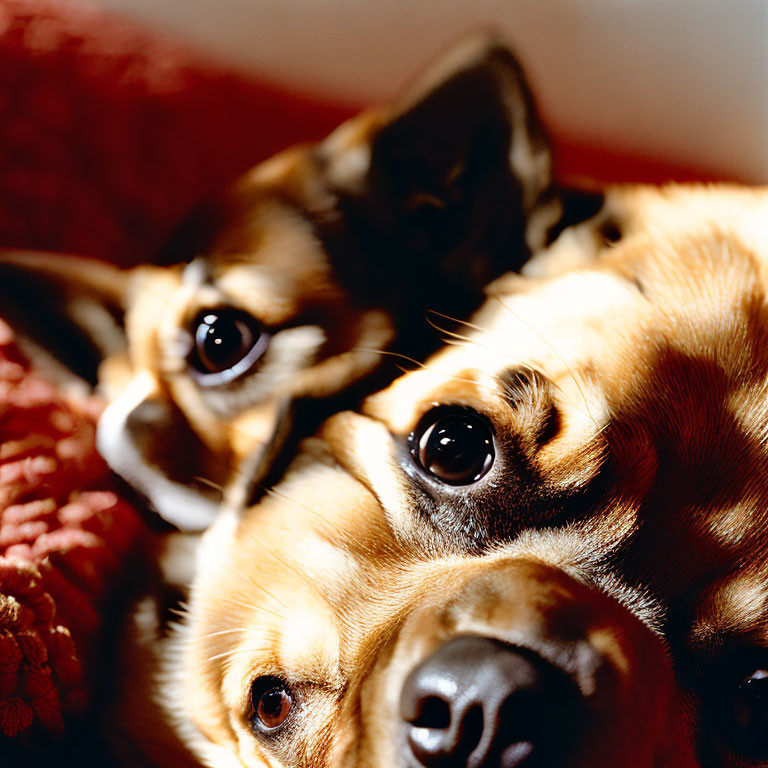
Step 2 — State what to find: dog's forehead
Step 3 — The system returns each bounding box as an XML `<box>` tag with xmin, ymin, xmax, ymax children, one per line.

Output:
<box><xmin>195</xmin><ymin>200</ymin><xmax>343</xmax><ymax>323</ymax></box>
<box><xmin>364</xmin><ymin>266</ymin><xmax>638</xmax><ymax>434</ymax></box>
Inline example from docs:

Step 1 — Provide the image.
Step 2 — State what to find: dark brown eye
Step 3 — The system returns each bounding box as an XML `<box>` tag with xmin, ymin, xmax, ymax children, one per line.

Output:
<box><xmin>189</xmin><ymin>308</ymin><xmax>269</xmax><ymax>383</ymax></box>
<box><xmin>410</xmin><ymin>408</ymin><xmax>495</xmax><ymax>486</ymax></box>
<box><xmin>251</xmin><ymin>676</ymin><xmax>293</xmax><ymax>731</ymax></box>
<box><xmin>728</xmin><ymin>668</ymin><xmax>768</xmax><ymax>759</ymax></box>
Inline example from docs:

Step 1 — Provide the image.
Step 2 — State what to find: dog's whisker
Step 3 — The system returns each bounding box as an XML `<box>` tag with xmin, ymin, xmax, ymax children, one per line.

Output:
<box><xmin>424</xmin><ymin>308</ymin><xmax>493</xmax><ymax>336</ymax></box>
<box><xmin>206</xmin><ymin>644</ymin><xmax>274</xmax><ymax>665</ymax></box>
<box><xmin>259</xmin><ymin>483</ymin><xmax>331</xmax><ymax>524</ymax></box>
<box><xmin>352</xmin><ymin>348</ymin><xmax>492</xmax><ymax>393</ymax></box>
<box><xmin>193</xmin><ymin>475</ymin><xmax>226</xmax><ymax>493</ymax></box>
<box><xmin>167</xmin><ymin>605</ymin><xmax>190</xmax><ymax>620</ymax></box>
<box><xmin>143</xmin><ymin>282</ymin><xmax>180</xmax><ymax>310</ymax></box>
<box><xmin>220</xmin><ymin>570</ymin><xmax>297</xmax><ymax>616</ymax></box>
<box><xmin>197</xmin><ymin>627</ymin><xmax>260</xmax><ymax>641</ymax></box>
<box><xmin>216</xmin><ymin>594</ymin><xmax>267</xmax><ymax>613</ymax></box>
<box><xmin>214</xmin><ymin>593</ymin><xmax>313</xmax><ymax>644</ymax></box>
<box><xmin>352</xmin><ymin>347</ymin><xmax>433</xmax><ymax>369</ymax></box>
<box><xmin>354</xmin><ymin>347</ymin><xmax>507</xmax><ymax>396</ymax></box>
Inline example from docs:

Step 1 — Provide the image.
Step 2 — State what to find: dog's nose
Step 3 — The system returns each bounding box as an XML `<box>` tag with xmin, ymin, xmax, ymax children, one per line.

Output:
<box><xmin>400</xmin><ymin>636</ymin><xmax>584</xmax><ymax>768</ymax></box>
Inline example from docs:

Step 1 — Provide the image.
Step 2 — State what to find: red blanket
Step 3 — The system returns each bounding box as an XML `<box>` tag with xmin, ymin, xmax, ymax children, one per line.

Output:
<box><xmin>0</xmin><ymin>318</ymin><xmax>142</xmax><ymax>739</ymax></box>
<box><xmin>0</xmin><ymin>0</ymin><xmax>352</xmax><ymax>267</ymax></box>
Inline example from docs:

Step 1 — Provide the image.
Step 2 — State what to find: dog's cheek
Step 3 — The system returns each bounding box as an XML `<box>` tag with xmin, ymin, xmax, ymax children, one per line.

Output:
<box><xmin>351</xmin><ymin>605</ymin><xmax>452</xmax><ymax>768</ymax></box>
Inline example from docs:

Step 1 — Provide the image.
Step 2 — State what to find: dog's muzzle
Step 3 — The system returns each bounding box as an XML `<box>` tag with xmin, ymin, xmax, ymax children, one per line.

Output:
<box><xmin>368</xmin><ymin>557</ymin><xmax>691</xmax><ymax>768</ymax></box>
<box><xmin>400</xmin><ymin>635</ymin><xmax>583</xmax><ymax>767</ymax></box>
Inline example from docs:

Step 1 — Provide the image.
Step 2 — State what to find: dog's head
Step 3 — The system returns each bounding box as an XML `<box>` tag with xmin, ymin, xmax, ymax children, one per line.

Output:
<box><xmin>0</xmin><ymin>36</ymin><xmax>560</xmax><ymax>530</ymax></box>
<box><xmin>174</xmin><ymin>184</ymin><xmax>768</xmax><ymax>768</ymax></box>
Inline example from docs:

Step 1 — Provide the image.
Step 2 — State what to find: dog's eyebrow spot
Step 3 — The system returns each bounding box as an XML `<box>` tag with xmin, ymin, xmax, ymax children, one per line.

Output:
<box><xmin>496</xmin><ymin>366</ymin><xmax>550</xmax><ymax>409</ymax></box>
<box><xmin>496</xmin><ymin>366</ymin><xmax>560</xmax><ymax>447</ymax></box>
<box><xmin>690</xmin><ymin>568</ymin><xmax>768</xmax><ymax>651</ymax></box>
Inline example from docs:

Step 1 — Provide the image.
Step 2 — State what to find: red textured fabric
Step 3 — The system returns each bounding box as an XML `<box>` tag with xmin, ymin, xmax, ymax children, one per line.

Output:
<box><xmin>0</xmin><ymin>0</ymin><xmax>354</xmax><ymax>267</ymax></box>
<box><xmin>0</xmin><ymin>319</ymin><xmax>143</xmax><ymax>738</ymax></box>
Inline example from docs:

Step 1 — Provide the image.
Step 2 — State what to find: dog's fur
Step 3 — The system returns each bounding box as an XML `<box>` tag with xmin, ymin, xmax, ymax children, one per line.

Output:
<box><xmin>151</xmin><ymin>183</ymin><xmax>768</xmax><ymax>768</ymax></box>
<box><xmin>0</xmin><ymin>36</ymin><xmax>560</xmax><ymax>531</ymax></box>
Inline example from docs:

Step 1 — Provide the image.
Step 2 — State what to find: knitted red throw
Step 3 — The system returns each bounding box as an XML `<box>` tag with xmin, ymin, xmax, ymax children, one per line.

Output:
<box><xmin>0</xmin><ymin>319</ymin><xmax>143</xmax><ymax>739</ymax></box>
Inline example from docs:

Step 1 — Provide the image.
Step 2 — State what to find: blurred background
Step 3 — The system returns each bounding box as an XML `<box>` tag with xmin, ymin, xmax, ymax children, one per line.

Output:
<box><xmin>92</xmin><ymin>0</ymin><xmax>768</xmax><ymax>184</ymax></box>
<box><xmin>0</xmin><ymin>0</ymin><xmax>766</xmax><ymax>268</ymax></box>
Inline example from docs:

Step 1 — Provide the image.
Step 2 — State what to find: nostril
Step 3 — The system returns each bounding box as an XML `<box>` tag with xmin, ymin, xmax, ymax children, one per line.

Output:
<box><xmin>406</xmin><ymin>701</ymin><xmax>484</xmax><ymax>768</ymax></box>
<box><xmin>455</xmin><ymin>704</ymin><xmax>484</xmax><ymax>760</ymax></box>
<box><xmin>408</xmin><ymin>695</ymin><xmax>452</xmax><ymax>729</ymax></box>
<box><xmin>400</xmin><ymin>636</ymin><xmax>584</xmax><ymax>768</ymax></box>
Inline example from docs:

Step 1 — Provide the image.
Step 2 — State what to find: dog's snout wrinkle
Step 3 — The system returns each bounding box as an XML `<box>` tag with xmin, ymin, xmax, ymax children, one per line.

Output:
<box><xmin>400</xmin><ymin>636</ymin><xmax>583</xmax><ymax>768</ymax></box>
<box><xmin>496</xmin><ymin>366</ymin><xmax>559</xmax><ymax>448</ymax></box>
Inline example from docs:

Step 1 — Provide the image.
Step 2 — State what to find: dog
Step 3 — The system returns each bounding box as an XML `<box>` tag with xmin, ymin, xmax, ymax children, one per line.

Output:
<box><xmin>146</xmin><ymin>182</ymin><xmax>768</xmax><ymax>768</ymax></box>
<box><xmin>0</xmin><ymin>35</ymin><xmax>562</xmax><ymax>531</ymax></box>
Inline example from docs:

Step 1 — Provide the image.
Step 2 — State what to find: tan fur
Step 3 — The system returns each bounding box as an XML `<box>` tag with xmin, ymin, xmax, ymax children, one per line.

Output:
<box><xmin>156</xmin><ymin>184</ymin><xmax>768</xmax><ymax>768</ymax></box>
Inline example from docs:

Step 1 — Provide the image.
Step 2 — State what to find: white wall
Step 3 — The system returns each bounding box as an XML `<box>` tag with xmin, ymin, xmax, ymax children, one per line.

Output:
<box><xmin>94</xmin><ymin>0</ymin><xmax>768</xmax><ymax>182</ymax></box>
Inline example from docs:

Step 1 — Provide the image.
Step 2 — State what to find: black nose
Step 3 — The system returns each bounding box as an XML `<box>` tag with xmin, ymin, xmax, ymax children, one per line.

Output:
<box><xmin>400</xmin><ymin>636</ymin><xmax>584</xmax><ymax>768</ymax></box>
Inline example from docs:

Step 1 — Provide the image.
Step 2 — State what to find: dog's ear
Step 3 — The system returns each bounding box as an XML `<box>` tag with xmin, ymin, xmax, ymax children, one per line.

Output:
<box><xmin>322</xmin><ymin>34</ymin><xmax>557</xmax><ymax>319</ymax></box>
<box><xmin>0</xmin><ymin>251</ymin><xmax>131</xmax><ymax>385</ymax></box>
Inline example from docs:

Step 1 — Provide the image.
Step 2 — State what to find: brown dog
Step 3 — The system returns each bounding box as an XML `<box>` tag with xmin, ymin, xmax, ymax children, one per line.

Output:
<box><xmin>154</xmin><ymin>183</ymin><xmax>768</xmax><ymax>768</ymax></box>
<box><xmin>0</xmin><ymin>35</ymin><xmax>560</xmax><ymax>530</ymax></box>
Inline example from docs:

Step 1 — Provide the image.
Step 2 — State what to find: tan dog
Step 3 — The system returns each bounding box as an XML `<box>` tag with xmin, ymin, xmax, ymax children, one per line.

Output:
<box><xmin>0</xmin><ymin>36</ymin><xmax>560</xmax><ymax>530</ymax></box>
<box><xmin>152</xmin><ymin>184</ymin><xmax>768</xmax><ymax>768</ymax></box>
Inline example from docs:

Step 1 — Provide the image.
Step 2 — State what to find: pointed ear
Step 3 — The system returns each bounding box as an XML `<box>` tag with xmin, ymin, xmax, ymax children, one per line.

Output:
<box><xmin>0</xmin><ymin>250</ymin><xmax>131</xmax><ymax>384</ymax></box>
<box><xmin>324</xmin><ymin>33</ymin><xmax>558</xmax><ymax>297</ymax></box>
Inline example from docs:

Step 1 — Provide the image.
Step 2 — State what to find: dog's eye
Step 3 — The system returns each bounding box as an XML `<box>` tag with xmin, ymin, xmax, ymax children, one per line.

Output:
<box><xmin>189</xmin><ymin>308</ymin><xmax>269</xmax><ymax>383</ymax></box>
<box><xmin>723</xmin><ymin>666</ymin><xmax>768</xmax><ymax>759</ymax></box>
<box><xmin>250</xmin><ymin>676</ymin><xmax>294</xmax><ymax>732</ymax></box>
<box><xmin>410</xmin><ymin>408</ymin><xmax>495</xmax><ymax>485</ymax></box>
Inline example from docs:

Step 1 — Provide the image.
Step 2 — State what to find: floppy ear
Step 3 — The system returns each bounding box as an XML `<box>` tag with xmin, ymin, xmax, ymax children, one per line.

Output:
<box><xmin>322</xmin><ymin>34</ymin><xmax>558</xmax><ymax>320</ymax></box>
<box><xmin>0</xmin><ymin>251</ymin><xmax>130</xmax><ymax>384</ymax></box>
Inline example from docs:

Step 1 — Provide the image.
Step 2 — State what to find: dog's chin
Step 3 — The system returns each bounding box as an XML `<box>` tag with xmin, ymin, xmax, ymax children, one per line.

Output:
<box><xmin>349</xmin><ymin>556</ymin><xmax>692</xmax><ymax>768</ymax></box>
